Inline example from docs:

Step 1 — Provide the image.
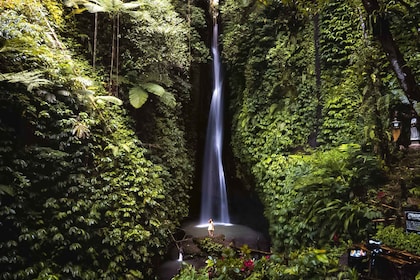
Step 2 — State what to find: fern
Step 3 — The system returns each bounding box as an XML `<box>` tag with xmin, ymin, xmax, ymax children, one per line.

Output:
<box><xmin>0</xmin><ymin>70</ymin><xmax>52</xmax><ymax>91</ymax></box>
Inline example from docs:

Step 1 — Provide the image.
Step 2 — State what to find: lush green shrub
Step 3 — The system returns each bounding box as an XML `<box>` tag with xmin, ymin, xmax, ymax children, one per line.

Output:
<box><xmin>374</xmin><ymin>225</ymin><xmax>420</xmax><ymax>256</ymax></box>
<box><xmin>254</xmin><ymin>145</ymin><xmax>384</xmax><ymax>252</ymax></box>
<box><xmin>0</xmin><ymin>1</ymin><xmax>195</xmax><ymax>278</ymax></box>
<box><xmin>175</xmin><ymin>245</ymin><xmax>357</xmax><ymax>280</ymax></box>
<box><xmin>220</xmin><ymin>0</ymin><xmax>401</xmax><ymax>256</ymax></box>
<box><xmin>196</xmin><ymin>237</ymin><xmax>226</xmax><ymax>256</ymax></box>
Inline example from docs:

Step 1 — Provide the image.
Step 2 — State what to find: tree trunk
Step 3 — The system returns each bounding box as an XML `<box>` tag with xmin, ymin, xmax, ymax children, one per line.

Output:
<box><xmin>109</xmin><ymin>15</ymin><xmax>116</xmax><ymax>94</ymax></box>
<box><xmin>93</xmin><ymin>12</ymin><xmax>98</xmax><ymax>70</ymax></box>
<box><xmin>116</xmin><ymin>13</ymin><xmax>120</xmax><ymax>97</ymax></box>
<box><xmin>361</xmin><ymin>0</ymin><xmax>420</xmax><ymax>102</ymax></box>
<box><xmin>310</xmin><ymin>13</ymin><xmax>321</xmax><ymax>148</ymax></box>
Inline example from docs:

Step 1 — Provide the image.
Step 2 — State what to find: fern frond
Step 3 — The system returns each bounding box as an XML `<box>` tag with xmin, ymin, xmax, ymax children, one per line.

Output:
<box><xmin>0</xmin><ymin>70</ymin><xmax>52</xmax><ymax>92</ymax></box>
<box><xmin>160</xmin><ymin>91</ymin><xmax>176</xmax><ymax>108</ymax></box>
<box><xmin>72</xmin><ymin>122</ymin><xmax>90</xmax><ymax>139</ymax></box>
<box><xmin>71</xmin><ymin>76</ymin><xmax>95</xmax><ymax>88</ymax></box>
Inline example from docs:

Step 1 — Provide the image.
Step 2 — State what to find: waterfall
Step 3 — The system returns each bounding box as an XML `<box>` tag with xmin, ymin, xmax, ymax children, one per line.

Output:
<box><xmin>199</xmin><ymin>19</ymin><xmax>230</xmax><ymax>225</ymax></box>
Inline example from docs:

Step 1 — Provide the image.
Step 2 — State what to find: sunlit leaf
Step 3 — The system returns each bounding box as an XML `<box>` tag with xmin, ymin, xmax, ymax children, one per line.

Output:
<box><xmin>129</xmin><ymin>86</ymin><xmax>149</xmax><ymax>108</ymax></box>
<box><xmin>143</xmin><ymin>82</ymin><xmax>165</xmax><ymax>97</ymax></box>
<box><xmin>95</xmin><ymin>95</ymin><xmax>123</xmax><ymax>105</ymax></box>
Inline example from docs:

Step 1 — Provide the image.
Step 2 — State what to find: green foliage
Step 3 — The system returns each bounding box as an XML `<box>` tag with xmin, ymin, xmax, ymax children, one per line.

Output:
<box><xmin>121</xmin><ymin>0</ymin><xmax>190</xmax><ymax>80</ymax></box>
<box><xmin>196</xmin><ymin>238</ymin><xmax>226</xmax><ymax>256</ymax></box>
<box><xmin>221</xmin><ymin>0</ymin><xmax>411</xmax><ymax>261</ymax></box>
<box><xmin>129</xmin><ymin>82</ymin><xmax>176</xmax><ymax>109</ymax></box>
<box><xmin>65</xmin><ymin>0</ymin><xmax>142</xmax><ymax>15</ymax></box>
<box><xmin>173</xmin><ymin>263</ymin><xmax>209</xmax><ymax>280</ymax></box>
<box><xmin>0</xmin><ymin>71</ymin><xmax>53</xmax><ymax>92</ymax></box>
<box><xmin>147</xmin><ymin>101</ymin><xmax>194</xmax><ymax>221</ymax></box>
<box><xmin>390</xmin><ymin>1</ymin><xmax>420</xmax><ymax>77</ymax></box>
<box><xmin>175</xmin><ymin>245</ymin><xmax>356</xmax><ymax>280</ymax></box>
<box><xmin>319</xmin><ymin>79</ymin><xmax>363</xmax><ymax>146</ymax></box>
<box><xmin>254</xmin><ymin>145</ymin><xmax>384</xmax><ymax>251</ymax></box>
<box><xmin>0</xmin><ymin>1</ymin><xmax>194</xmax><ymax>279</ymax></box>
<box><xmin>319</xmin><ymin>1</ymin><xmax>362</xmax><ymax>71</ymax></box>
<box><xmin>223</xmin><ymin>1</ymin><xmax>319</xmax><ymax>184</ymax></box>
<box><xmin>374</xmin><ymin>225</ymin><xmax>420</xmax><ymax>255</ymax></box>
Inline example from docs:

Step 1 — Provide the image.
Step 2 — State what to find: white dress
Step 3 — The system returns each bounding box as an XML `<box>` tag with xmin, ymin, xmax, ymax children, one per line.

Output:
<box><xmin>208</xmin><ymin>221</ymin><xmax>214</xmax><ymax>231</ymax></box>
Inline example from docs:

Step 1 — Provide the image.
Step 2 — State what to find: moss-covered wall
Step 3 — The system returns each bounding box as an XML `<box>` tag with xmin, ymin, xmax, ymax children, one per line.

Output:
<box><xmin>0</xmin><ymin>0</ymin><xmax>206</xmax><ymax>278</ymax></box>
<box><xmin>221</xmin><ymin>0</ymin><xmax>420</xmax><ymax>252</ymax></box>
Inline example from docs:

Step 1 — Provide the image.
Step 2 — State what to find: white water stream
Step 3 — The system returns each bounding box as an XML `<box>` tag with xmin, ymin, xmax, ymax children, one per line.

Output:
<box><xmin>199</xmin><ymin>21</ymin><xmax>230</xmax><ymax>225</ymax></box>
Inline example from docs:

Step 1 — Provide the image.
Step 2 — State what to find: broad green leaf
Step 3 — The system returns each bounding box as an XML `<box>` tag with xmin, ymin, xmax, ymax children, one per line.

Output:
<box><xmin>129</xmin><ymin>86</ymin><xmax>148</xmax><ymax>108</ymax></box>
<box><xmin>53</xmin><ymin>233</ymin><xmax>64</xmax><ymax>241</ymax></box>
<box><xmin>69</xmin><ymin>243</ymin><xmax>82</xmax><ymax>251</ymax></box>
<box><xmin>128</xmin><ymin>270</ymin><xmax>143</xmax><ymax>278</ymax></box>
<box><xmin>143</xmin><ymin>82</ymin><xmax>165</xmax><ymax>97</ymax></box>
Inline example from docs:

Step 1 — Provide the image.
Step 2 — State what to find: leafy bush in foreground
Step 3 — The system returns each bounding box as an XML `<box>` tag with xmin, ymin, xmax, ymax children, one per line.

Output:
<box><xmin>374</xmin><ymin>225</ymin><xmax>420</xmax><ymax>256</ymax></box>
<box><xmin>174</xmin><ymin>245</ymin><xmax>357</xmax><ymax>280</ymax></box>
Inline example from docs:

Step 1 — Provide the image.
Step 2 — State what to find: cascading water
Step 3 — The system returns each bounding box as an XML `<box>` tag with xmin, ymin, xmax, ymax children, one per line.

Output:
<box><xmin>199</xmin><ymin>15</ymin><xmax>230</xmax><ymax>225</ymax></box>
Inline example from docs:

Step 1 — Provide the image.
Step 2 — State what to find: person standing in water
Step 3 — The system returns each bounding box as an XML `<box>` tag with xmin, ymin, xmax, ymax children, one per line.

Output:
<box><xmin>208</xmin><ymin>218</ymin><xmax>215</xmax><ymax>237</ymax></box>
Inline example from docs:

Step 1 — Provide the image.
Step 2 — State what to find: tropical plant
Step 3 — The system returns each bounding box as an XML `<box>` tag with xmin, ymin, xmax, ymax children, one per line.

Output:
<box><xmin>0</xmin><ymin>71</ymin><xmax>53</xmax><ymax>92</ymax></box>
<box><xmin>129</xmin><ymin>81</ymin><xmax>176</xmax><ymax>109</ymax></box>
<box><xmin>374</xmin><ymin>225</ymin><xmax>420</xmax><ymax>255</ymax></box>
<box><xmin>0</xmin><ymin>1</ymin><xmax>194</xmax><ymax>278</ymax></box>
<box><xmin>65</xmin><ymin>0</ymin><xmax>142</xmax><ymax>93</ymax></box>
<box><xmin>175</xmin><ymin>245</ymin><xmax>357</xmax><ymax>280</ymax></box>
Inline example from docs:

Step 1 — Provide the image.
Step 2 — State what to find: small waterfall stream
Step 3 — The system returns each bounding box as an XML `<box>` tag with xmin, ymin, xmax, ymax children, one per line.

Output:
<box><xmin>199</xmin><ymin>16</ymin><xmax>230</xmax><ymax>225</ymax></box>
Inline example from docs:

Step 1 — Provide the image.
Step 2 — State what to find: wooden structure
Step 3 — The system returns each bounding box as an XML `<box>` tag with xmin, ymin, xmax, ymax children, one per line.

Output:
<box><xmin>349</xmin><ymin>242</ymin><xmax>420</xmax><ymax>279</ymax></box>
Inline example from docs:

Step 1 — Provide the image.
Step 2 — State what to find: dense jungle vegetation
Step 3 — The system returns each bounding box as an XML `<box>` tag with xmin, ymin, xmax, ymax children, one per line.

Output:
<box><xmin>1</xmin><ymin>0</ymin><xmax>420</xmax><ymax>279</ymax></box>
